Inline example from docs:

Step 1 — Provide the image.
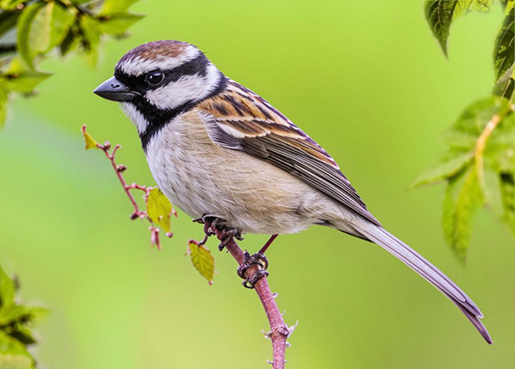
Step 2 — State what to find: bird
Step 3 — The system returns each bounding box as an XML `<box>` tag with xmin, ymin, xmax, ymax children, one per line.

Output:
<box><xmin>94</xmin><ymin>40</ymin><xmax>492</xmax><ymax>344</ymax></box>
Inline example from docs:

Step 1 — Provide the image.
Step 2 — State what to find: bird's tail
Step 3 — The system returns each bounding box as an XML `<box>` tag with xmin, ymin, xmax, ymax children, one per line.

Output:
<box><xmin>350</xmin><ymin>222</ymin><xmax>492</xmax><ymax>344</ymax></box>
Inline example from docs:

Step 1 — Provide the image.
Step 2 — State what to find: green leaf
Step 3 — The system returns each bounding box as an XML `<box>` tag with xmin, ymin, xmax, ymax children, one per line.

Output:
<box><xmin>79</xmin><ymin>15</ymin><xmax>101</xmax><ymax>66</ymax></box>
<box><xmin>0</xmin><ymin>305</ymin><xmax>47</xmax><ymax>326</ymax></box>
<box><xmin>187</xmin><ymin>242</ymin><xmax>215</xmax><ymax>284</ymax></box>
<box><xmin>411</xmin><ymin>150</ymin><xmax>473</xmax><ymax>187</ymax></box>
<box><xmin>442</xmin><ymin>166</ymin><xmax>484</xmax><ymax>262</ymax></box>
<box><xmin>424</xmin><ymin>0</ymin><xmax>493</xmax><ymax>55</ymax></box>
<box><xmin>100</xmin><ymin>0</ymin><xmax>140</xmax><ymax>15</ymax></box>
<box><xmin>444</xmin><ymin>96</ymin><xmax>510</xmax><ymax>144</ymax></box>
<box><xmin>0</xmin><ymin>0</ymin><xmax>24</xmax><ymax>11</ymax></box>
<box><xmin>467</xmin><ymin>0</ymin><xmax>493</xmax><ymax>12</ymax></box>
<box><xmin>60</xmin><ymin>27</ymin><xmax>80</xmax><ymax>56</ymax></box>
<box><xmin>500</xmin><ymin>173</ymin><xmax>515</xmax><ymax>235</ymax></box>
<box><xmin>147</xmin><ymin>188</ymin><xmax>172</xmax><ymax>233</ymax></box>
<box><xmin>0</xmin><ymin>266</ymin><xmax>14</xmax><ymax>312</ymax></box>
<box><xmin>492</xmin><ymin>65</ymin><xmax>514</xmax><ymax>98</ymax></box>
<box><xmin>8</xmin><ymin>327</ymin><xmax>35</xmax><ymax>347</ymax></box>
<box><xmin>81</xmin><ymin>125</ymin><xmax>99</xmax><ymax>150</ymax></box>
<box><xmin>95</xmin><ymin>13</ymin><xmax>144</xmax><ymax>35</ymax></box>
<box><xmin>0</xmin><ymin>87</ymin><xmax>7</xmax><ymax>128</ymax></box>
<box><xmin>0</xmin><ymin>72</ymin><xmax>51</xmax><ymax>93</ymax></box>
<box><xmin>493</xmin><ymin>7</ymin><xmax>514</xmax><ymax>83</ymax></box>
<box><xmin>0</xmin><ymin>331</ymin><xmax>33</xmax><ymax>369</ymax></box>
<box><xmin>16</xmin><ymin>1</ymin><xmax>75</xmax><ymax>67</ymax></box>
<box><xmin>424</xmin><ymin>0</ymin><xmax>459</xmax><ymax>55</ymax></box>
<box><xmin>0</xmin><ymin>11</ymin><xmax>20</xmax><ymax>39</ymax></box>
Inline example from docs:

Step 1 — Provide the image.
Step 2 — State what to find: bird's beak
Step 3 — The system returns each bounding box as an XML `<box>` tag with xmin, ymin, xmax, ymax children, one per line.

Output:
<box><xmin>93</xmin><ymin>76</ymin><xmax>138</xmax><ymax>102</ymax></box>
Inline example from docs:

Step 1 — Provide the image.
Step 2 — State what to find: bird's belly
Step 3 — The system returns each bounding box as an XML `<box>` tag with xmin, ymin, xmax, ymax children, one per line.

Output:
<box><xmin>144</xmin><ymin>112</ymin><xmax>337</xmax><ymax>234</ymax></box>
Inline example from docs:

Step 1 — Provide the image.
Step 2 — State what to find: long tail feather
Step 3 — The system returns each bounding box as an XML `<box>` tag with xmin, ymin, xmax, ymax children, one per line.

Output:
<box><xmin>354</xmin><ymin>223</ymin><xmax>492</xmax><ymax>344</ymax></box>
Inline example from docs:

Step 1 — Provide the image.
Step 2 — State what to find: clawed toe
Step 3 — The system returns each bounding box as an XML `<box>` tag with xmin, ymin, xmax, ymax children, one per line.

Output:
<box><xmin>237</xmin><ymin>251</ymin><xmax>269</xmax><ymax>289</ymax></box>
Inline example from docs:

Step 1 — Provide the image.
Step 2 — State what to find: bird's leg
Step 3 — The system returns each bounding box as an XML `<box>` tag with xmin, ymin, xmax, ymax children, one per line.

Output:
<box><xmin>259</xmin><ymin>234</ymin><xmax>279</xmax><ymax>255</ymax></box>
<box><xmin>236</xmin><ymin>235</ymin><xmax>278</xmax><ymax>289</ymax></box>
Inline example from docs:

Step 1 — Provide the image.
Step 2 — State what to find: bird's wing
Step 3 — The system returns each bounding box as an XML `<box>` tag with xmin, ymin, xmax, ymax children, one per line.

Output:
<box><xmin>196</xmin><ymin>79</ymin><xmax>381</xmax><ymax>226</ymax></box>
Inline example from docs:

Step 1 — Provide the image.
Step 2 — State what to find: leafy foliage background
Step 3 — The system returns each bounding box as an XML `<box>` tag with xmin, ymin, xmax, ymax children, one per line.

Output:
<box><xmin>0</xmin><ymin>1</ymin><xmax>514</xmax><ymax>369</ymax></box>
<box><xmin>419</xmin><ymin>0</ymin><xmax>514</xmax><ymax>262</ymax></box>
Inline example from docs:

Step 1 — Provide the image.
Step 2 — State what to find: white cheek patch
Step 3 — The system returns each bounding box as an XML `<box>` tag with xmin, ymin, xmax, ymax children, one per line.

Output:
<box><xmin>145</xmin><ymin>64</ymin><xmax>221</xmax><ymax>110</ymax></box>
<box><xmin>118</xmin><ymin>46</ymin><xmax>200</xmax><ymax>76</ymax></box>
<box><xmin>121</xmin><ymin>103</ymin><xmax>149</xmax><ymax>135</ymax></box>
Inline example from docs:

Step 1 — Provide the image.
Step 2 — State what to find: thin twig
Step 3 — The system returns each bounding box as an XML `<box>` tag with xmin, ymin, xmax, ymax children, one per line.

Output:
<box><xmin>213</xmin><ymin>231</ymin><xmax>291</xmax><ymax>369</ymax></box>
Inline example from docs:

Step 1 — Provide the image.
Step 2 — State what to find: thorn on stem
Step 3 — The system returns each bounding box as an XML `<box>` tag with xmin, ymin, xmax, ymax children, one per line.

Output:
<box><xmin>117</xmin><ymin>164</ymin><xmax>127</xmax><ymax>172</ymax></box>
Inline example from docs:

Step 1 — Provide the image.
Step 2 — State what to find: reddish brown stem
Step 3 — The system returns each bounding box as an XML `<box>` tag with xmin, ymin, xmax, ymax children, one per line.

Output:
<box><xmin>217</xmin><ymin>234</ymin><xmax>290</xmax><ymax>369</ymax></box>
<box><xmin>98</xmin><ymin>143</ymin><xmax>146</xmax><ymax>218</ymax></box>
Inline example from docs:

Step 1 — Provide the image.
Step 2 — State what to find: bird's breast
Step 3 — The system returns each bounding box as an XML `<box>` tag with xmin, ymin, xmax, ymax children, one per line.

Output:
<box><xmin>143</xmin><ymin>110</ymin><xmax>340</xmax><ymax>234</ymax></box>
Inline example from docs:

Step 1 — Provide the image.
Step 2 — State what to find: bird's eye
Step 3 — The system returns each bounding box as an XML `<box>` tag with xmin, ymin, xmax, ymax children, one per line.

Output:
<box><xmin>145</xmin><ymin>71</ymin><xmax>164</xmax><ymax>86</ymax></box>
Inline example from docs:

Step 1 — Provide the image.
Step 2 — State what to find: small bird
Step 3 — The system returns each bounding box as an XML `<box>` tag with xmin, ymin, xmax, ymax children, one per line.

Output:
<box><xmin>94</xmin><ymin>40</ymin><xmax>491</xmax><ymax>344</ymax></box>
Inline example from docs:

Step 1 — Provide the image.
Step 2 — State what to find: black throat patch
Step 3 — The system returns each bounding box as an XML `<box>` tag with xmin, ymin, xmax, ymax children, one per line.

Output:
<box><xmin>114</xmin><ymin>54</ymin><xmax>228</xmax><ymax>151</ymax></box>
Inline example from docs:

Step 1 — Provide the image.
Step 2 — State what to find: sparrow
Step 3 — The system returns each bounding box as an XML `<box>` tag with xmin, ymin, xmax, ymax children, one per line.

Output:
<box><xmin>94</xmin><ymin>40</ymin><xmax>491</xmax><ymax>344</ymax></box>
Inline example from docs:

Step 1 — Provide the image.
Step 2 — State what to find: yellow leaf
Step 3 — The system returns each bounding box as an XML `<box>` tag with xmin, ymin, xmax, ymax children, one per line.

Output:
<box><xmin>188</xmin><ymin>242</ymin><xmax>215</xmax><ymax>284</ymax></box>
<box><xmin>147</xmin><ymin>188</ymin><xmax>172</xmax><ymax>232</ymax></box>
<box><xmin>81</xmin><ymin>125</ymin><xmax>98</xmax><ymax>150</ymax></box>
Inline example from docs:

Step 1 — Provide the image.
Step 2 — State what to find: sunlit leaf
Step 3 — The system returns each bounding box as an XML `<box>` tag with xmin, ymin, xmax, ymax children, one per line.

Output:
<box><xmin>442</xmin><ymin>166</ymin><xmax>484</xmax><ymax>262</ymax></box>
<box><xmin>500</xmin><ymin>173</ymin><xmax>515</xmax><ymax>235</ymax></box>
<box><xmin>0</xmin><ymin>0</ymin><xmax>24</xmax><ymax>11</ymax></box>
<box><xmin>147</xmin><ymin>188</ymin><xmax>172</xmax><ymax>233</ymax></box>
<box><xmin>0</xmin><ymin>331</ymin><xmax>33</xmax><ymax>368</ymax></box>
<box><xmin>467</xmin><ymin>0</ymin><xmax>493</xmax><ymax>12</ymax></box>
<box><xmin>79</xmin><ymin>15</ymin><xmax>101</xmax><ymax>66</ymax></box>
<box><xmin>100</xmin><ymin>0</ymin><xmax>140</xmax><ymax>15</ymax></box>
<box><xmin>81</xmin><ymin>125</ymin><xmax>99</xmax><ymax>150</ymax></box>
<box><xmin>16</xmin><ymin>1</ymin><xmax>75</xmax><ymax>67</ymax></box>
<box><xmin>411</xmin><ymin>150</ymin><xmax>473</xmax><ymax>187</ymax></box>
<box><xmin>0</xmin><ymin>266</ymin><xmax>14</xmax><ymax>312</ymax></box>
<box><xmin>492</xmin><ymin>65</ymin><xmax>514</xmax><ymax>98</ymax></box>
<box><xmin>493</xmin><ymin>7</ymin><xmax>514</xmax><ymax>83</ymax></box>
<box><xmin>96</xmin><ymin>13</ymin><xmax>144</xmax><ymax>35</ymax></box>
<box><xmin>445</xmin><ymin>96</ymin><xmax>510</xmax><ymax>142</ymax></box>
<box><xmin>188</xmin><ymin>242</ymin><xmax>215</xmax><ymax>284</ymax></box>
<box><xmin>0</xmin><ymin>72</ymin><xmax>51</xmax><ymax>93</ymax></box>
<box><xmin>0</xmin><ymin>305</ymin><xmax>47</xmax><ymax>326</ymax></box>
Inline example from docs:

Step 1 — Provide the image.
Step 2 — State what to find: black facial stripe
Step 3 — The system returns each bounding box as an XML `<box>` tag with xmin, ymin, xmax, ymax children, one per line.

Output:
<box><xmin>115</xmin><ymin>53</ymin><xmax>209</xmax><ymax>94</ymax></box>
<box><xmin>136</xmin><ymin>72</ymin><xmax>228</xmax><ymax>151</ymax></box>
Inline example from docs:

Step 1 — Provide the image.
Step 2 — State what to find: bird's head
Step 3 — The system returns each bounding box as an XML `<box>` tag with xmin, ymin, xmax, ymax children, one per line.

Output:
<box><xmin>94</xmin><ymin>40</ymin><xmax>226</xmax><ymax>138</ymax></box>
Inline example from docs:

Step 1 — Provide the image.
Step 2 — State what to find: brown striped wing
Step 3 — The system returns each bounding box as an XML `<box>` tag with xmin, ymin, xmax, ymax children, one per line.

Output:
<box><xmin>197</xmin><ymin>80</ymin><xmax>380</xmax><ymax>226</ymax></box>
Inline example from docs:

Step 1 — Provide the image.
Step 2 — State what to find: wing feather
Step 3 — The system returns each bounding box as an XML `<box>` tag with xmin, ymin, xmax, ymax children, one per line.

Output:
<box><xmin>197</xmin><ymin>80</ymin><xmax>381</xmax><ymax>226</ymax></box>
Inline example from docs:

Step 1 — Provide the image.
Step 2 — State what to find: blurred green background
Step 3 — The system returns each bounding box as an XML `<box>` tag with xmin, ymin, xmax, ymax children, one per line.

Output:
<box><xmin>0</xmin><ymin>1</ymin><xmax>513</xmax><ymax>368</ymax></box>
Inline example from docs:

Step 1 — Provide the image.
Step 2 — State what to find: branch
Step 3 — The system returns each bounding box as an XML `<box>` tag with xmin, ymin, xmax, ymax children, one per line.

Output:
<box><xmin>81</xmin><ymin>125</ymin><xmax>174</xmax><ymax>249</ymax></box>
<box><xmin>475</xmin><ymin>102</ymin><xmax>515</xmax><ymax>186</ymax></box>
<box><xmin>82</xmin><ymin>125</ymin><xmax>294</xmax><ymax>367</ymax></box>
<box><xmin>212</xmin><ymin>230</ymin><xmax>292</xmax><ymax>369</ymax></box>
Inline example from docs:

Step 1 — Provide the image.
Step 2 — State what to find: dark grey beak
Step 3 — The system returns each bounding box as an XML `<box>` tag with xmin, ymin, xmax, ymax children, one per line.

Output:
<box><xmin>93</xmin><ymin>77</ymin><xmax>138</xmax><ymax>102</ymax></box>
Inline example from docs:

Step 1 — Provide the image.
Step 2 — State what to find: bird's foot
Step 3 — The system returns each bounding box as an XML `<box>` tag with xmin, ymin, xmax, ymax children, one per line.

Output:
<box><xmin>237</xmin><ymin>251</ymin><xmax>269</xmax><ymax>289</ymax></box>
<box><xmin>193</xmin><ymin>214</ymin><xmax>243</xmax><ymax>251</ymax></box>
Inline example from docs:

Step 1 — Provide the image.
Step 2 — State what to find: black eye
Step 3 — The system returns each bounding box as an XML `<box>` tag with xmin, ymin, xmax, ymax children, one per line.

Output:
<box><xmin>145</xmin><ymin>71</ymin><xmax>164</xmax><ymax>86</ymax></box>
